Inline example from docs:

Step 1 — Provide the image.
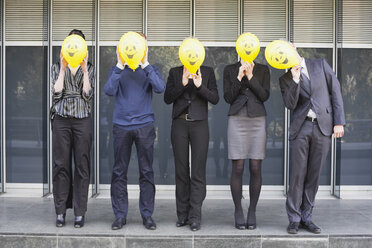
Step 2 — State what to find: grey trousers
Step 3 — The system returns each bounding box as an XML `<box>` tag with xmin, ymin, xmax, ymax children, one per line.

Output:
<box><xmin>286</xmin><ymin>120</ymin><xmax>331</xmax><ymax>223</ymax></box>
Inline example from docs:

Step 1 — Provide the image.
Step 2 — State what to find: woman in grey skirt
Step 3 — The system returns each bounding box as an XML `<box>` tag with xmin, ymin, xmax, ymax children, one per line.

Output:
<box><xmin>223</xmin><ymin>59</ymin><xmax>270</xmax><ymax>230</ymax></box>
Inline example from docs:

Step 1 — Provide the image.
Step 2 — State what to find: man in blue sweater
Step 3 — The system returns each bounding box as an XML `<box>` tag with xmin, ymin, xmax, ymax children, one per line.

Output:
<box><xmin>104</xmin><ymin>33</ymin><xmax>165</xmax><ymax>230</ymax></box>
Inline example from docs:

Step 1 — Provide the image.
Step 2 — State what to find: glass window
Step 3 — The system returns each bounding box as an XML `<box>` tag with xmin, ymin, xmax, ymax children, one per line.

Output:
<box><xmin>340</xmin><ymin>48</ymin><xmax>372</xmax><ymax>185</ymax></box>
<box><xmin>255</xmin><ymin>48</ymin><xmax>285</xmax><ymax>185</ymax></box>
<box><xmin>99</xmin><ymin>46</ymin><xmax>287</xmax><ymax>186</ymax></box>
<box><xmin>6</xmin><ymin>46</ymin><xmax>47</xmax><ymax>183</ymax></box>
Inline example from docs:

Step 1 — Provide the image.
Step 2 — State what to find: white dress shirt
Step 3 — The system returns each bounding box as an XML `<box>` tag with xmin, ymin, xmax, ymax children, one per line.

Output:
<box><xmin>293</xmin><ymin>58</ymin><xmax>317</xmax><ymax>119</ymax></box>
<box><xmin>116</xmin><ymin>61</ymin><xmax>149</xmax><ymax>70</ymax></box>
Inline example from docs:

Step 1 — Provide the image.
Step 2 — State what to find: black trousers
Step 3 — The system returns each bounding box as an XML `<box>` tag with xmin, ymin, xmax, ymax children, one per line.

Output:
<box><xmin>286</xmin><ymin>120</ymin><xmax>331</xmax><ymax>223</ymax></box>
<box><xmin>52</xmin><ymin>115</ymin><xmax>92</xmax><ymax>216</ymax></box>
<box><xmin>171</xmin><ymin>118</ymin><xmax>209</xmax><ymax>223</ymax></box>
<box><xmin>111</xmin><ymin>123</ymin><xmax>156</xmax><ymax>219</ymax></box>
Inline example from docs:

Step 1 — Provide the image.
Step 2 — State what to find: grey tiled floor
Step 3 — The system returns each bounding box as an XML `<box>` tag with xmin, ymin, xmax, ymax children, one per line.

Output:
<box><xmin>0</xmin><ymin>197</ymin><xmax>371</xmax><ymax>237</ymax></box>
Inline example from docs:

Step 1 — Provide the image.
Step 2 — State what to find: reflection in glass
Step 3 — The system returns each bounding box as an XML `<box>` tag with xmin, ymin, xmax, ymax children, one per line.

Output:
<box><xmin>6</xmin><ymin>47</ymin><xmax>47</xmax><ymax>183</ymax></box>
<box><xmin>340</xmin><ymin>48</ymin><xmax>372</xmax><ymax>185</ymax></box>
<box><xmin>255</xmin><ymin>48</ymin><xmax>285</xmax><ymax>185</ymax></box>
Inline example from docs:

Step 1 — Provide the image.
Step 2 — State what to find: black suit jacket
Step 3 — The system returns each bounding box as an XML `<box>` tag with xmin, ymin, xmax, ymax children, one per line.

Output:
<box><xmin>279</xmin><ymin>58</ymin><xmax>345</xmax><ymax>140</ymax></box>
<box><xmin>164</xmin><ymin>66</ymin><xmax>219</xmax><ymax>120</ymax></box>
<box><xmin>223</xmin><ymin>62</ymin><xmax>270</xmax><ymax>116</ymax></box>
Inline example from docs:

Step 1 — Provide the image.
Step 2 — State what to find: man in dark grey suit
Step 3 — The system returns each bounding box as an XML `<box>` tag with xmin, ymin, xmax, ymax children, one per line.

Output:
<box><xmin>279</xmin><ymin>45</ymin><xmax>345</xmax><ymax>234</ymax></box>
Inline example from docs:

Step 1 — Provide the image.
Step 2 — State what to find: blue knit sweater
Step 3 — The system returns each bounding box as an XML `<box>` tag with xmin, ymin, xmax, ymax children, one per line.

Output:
<box><xmin>104</xmin><ymin>65</ymin><xmax>165</xmax><ymax>129</ymax></box>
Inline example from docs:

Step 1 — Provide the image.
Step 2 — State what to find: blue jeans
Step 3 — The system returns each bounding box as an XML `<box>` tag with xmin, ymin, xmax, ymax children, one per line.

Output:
<box><xmin>111</xmin><ymin>123</ymin><xmax>156</xmax><ymax>219</ymax></box>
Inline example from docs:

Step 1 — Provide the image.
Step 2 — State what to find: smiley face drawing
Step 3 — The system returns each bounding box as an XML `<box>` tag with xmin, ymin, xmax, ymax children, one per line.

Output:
<box><xmin>243</xmin><ymin>41</ymin><xmax>256</xmax><ymax>55</ymax></box>
<box><xmin>179</xmin><ymin>38</ymin><xmax>205</xmax><ymax>74</ymax></box>
<box><xmin>118</xmin><ymin>32</ymin><xmax>146</xmax><ymax>71</ymax></box>
<box><xmin>186</xmin><ymin>49</ymin><xmax>199</xmax><ymax>66</ymax></box>
<box><xmin>124</xmin><ymin>44</ymin><xmax>137</xmax><ymax>59</ymax></box>
<box><xmin>271</xmin><ymin>47</ymin><xmax>289</xmax><ymax>65</ymax></box>
<box><xmin>264</xmin><ymin>40</ymin><xmax>299</xmax><ymax>70</ymax></box>
<box><xmin>236</xmin><ymin>33</ymin><xmax>260</xmax><ymax>63</ymax></box>
<box><xmin>66</xmin><ymin>42</ymin><xmax>78</xmax><ymax>57</ymax></box>
<box><xmin>61</xmin><ymin>34</ymin><xmax>87</xmax><ymax>68</ymax></box>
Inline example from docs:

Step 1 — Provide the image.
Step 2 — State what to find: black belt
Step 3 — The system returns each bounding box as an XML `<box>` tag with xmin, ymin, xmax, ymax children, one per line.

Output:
<box><xmin>305</xmin><ymin>116</ymin><xmax>317</xmax><ymax>123</ymax></box>
<box><xmin>178</xmin><ymin>114</ymin><xmax>195</xmax><ymax>121</ymax></box>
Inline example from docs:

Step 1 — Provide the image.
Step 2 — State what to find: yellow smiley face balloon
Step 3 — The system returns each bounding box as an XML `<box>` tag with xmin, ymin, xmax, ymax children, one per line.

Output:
<box><xmin>179</xmin><ymin>38</ymin><xmax>205</xmax><ymax>74</ymax></box>
<box><xmin>118</xmin><ymin>32</ymin><xmax>146</xmax><ymax>71</ymax></box>
<box><xmin>236</xmin><ymin>33</ymin><xmax>260</xmax><ymax>63</ymax></box>
<box><xmin>61</xmin><ymin>34</ymin><xmax>87</xmax><ymax>68</ymax></box>
<box><xmin>265</xmin><ymin>40</ymin><xmax>299</xmax><ymax>69</ymax></box>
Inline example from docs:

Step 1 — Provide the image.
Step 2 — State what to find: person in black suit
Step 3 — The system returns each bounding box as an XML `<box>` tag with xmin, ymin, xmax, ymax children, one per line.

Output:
<box><xmin>164</xmin><ymin>66</ymin><xmax>219</xmax><ymax>231</ymax></box>
<box><xmin>279</xmin><ymin>45</ymin><xmax>345</xmax><ymax>234</ymax></box>
<box><xmin>223</xmin><ymin>60</ymin><xmax>270</xmax><ymax>230</ymax></box>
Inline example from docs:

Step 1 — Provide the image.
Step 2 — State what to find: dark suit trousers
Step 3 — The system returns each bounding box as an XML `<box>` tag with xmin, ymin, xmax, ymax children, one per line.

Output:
<box><xmin>171</xmin><ymin>119</ymin><xmax>209</xmax><ymax>223</ymax></box>
<box><xmin>286</xmin><ymin>120</ymin><xmax>331</xmax><ymax>223</ymax></box>
<box><xmin>111</xmin><ymin>123</ymin><xmax>156</xmax><ymax>219</ymax></box>
<box><xmin>52</xmin><ymin>115</ymin><xmax>92</xmax><ymax>216</ymax></box>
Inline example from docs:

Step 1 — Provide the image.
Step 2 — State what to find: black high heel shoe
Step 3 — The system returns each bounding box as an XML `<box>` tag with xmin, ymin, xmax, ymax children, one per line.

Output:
<box><xmin>234</xmin><ymin>210</ymin><xmax>246</xmax><ymax>230</ymax></box>
<box><xmin>246</xmin><ymin>209</ymin><xmax>256</xmax><ymax>230</ymax></box>
<box><xmin>56</xmin><ymin>213</ymin><xmax>66</xmax><ymax>227</ymax></box>
<box><xmin>74</xmin><ymin>216</ymin><xmax>85</xmax><ymax>228</ymax></box>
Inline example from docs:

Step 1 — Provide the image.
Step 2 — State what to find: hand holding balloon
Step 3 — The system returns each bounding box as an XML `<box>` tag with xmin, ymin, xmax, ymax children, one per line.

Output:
<box><xmin>54</xmin><ymin>52</ymin><xmax>68</xmax><ymax>93</ymax></box>
<box><xmin>80</xmin><ymin>52</ymin><xmax>89</xmax><ymax>73</ymax></box>
<box><xmin>291</xmin><ymin>65</ymin><xmax>301</xmax><ymax>81</ymax></box>
<box><xmin>193</xmin><ymin>69</ymin><xmax>202</xmax><ymax>88</ymax></box>
<box><xmin>117</xmin><ymin>45</ymin><xmax>124</xmax><ymax>66</ymax></box>
<box><xmin>182</xmin><ymin>67</ymin><xmax>191</xmax><ymax>86</ymax></box>
<box><xmin>245</xmin><ymin>61</ymin><xmax>254</xmax><ymax>80</ymax></box>
<box><xmin>60</xmin><ymin>52</ymin><xmax>68</xmax><ymax>71</ymax></box>
<box><xmin>237</xmin><ymin>63</ymin><xmax>248</xmax><ymax>82</ymax></box>
<box><xmin>141</xmin><ymin>44</ymin><xmax>148</xmax><ymax>65</ymax></box>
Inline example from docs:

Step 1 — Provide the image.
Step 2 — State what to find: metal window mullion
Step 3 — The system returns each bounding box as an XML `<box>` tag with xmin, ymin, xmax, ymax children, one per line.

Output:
<box><xmin>93</xmin><ymin>0</ymin><xmax>100</xmax><ymax>197</ymax></box>
<box><xmin>238</xmin><ymin>0</ymin><xmax>242</xmax><ymax>35</ymax></box>
<box><xmin>284</xmin><ymin>0</ymin><xmax>292</xmax><ymax>196</ymax></box>
<box><xmin>192</xmin><ymin>0</ymin><xmax>195</xmax><ymax>37</ymax></box>
<box><xmin>143</xmin><ymin>0</ymin><xmax>147</xmax><ymax>35</ymax></box>
<box><xmin>331</xmin><ymin>0</ymin><xmax>341</xmax><ymax>198</ymax></box>
<box><xmin>1</xmin><ymin>0</ymin><xmax>6</xmax><ymax>193</ymax></box>
<box><xmin>45</xmin><ymin>0</ymin><xmax>53</xmax><ymax>197</ymax></box>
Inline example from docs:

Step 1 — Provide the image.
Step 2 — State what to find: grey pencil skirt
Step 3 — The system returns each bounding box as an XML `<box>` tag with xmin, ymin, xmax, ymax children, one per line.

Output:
<box><xmin>227</xmin><ymin>115</ymin><xmax>266</xmax><ymax>160</ymax></box>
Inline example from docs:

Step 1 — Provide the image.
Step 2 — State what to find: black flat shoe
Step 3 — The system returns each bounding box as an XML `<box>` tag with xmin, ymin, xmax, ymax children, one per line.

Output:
<box><xmin>235</xmin><ymin>223</ymin><xmax>246</xmax><ymax>230</ymax></box>
<box><xmin>74</xmin><ymin>216</ymin><xmax>85</xmax><ymax>228</ymax></box>
<box><xmin>56</xmin><ymin>214</ymin><xmax>66</xmax><ymax>227</ymax></box>
<box><xmin>112</xmin><ymin>218</ymin><xmax>127</xmax><ymax>230</ymax></box>
<box><xmin>190</xmin><ymin>222</ymin><xmax>200</xmax><ymax>231</ymax></box>
<box><xmin>143</xmin><ymin>216</ymin><xmax>157</xmax><ymax>230</ymax></box>
<box><xmin>247</xmin><ymin>223</ymin><xmax>256</xmax><ymax>230</ymax></box>
<box><xmin>300</xmin><ymin>220</ymin><xmax>321</xmax><ymax>234</ymax></box>
<box><xmin>287</xmin><ymin>222</ymin><xmax>299</xmax><ymax>234</ymax></box>
<box><xmin>176</xmin><ymin>219</ymin><xmax>188</xmax><ymax>227</ymax></box>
